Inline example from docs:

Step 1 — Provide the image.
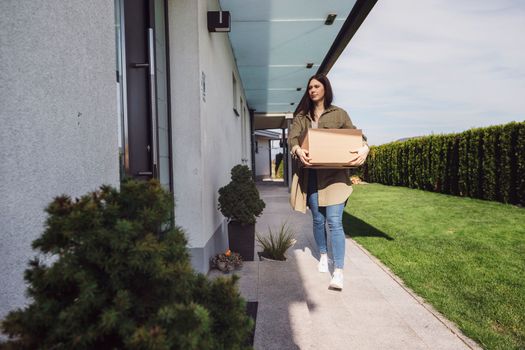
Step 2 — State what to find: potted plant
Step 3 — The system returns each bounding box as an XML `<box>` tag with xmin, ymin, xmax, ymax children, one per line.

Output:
<box><xmin>218</xmin><ymin>164</ymin><xmax>265</xmax><ymax>261</ymax></box>
<box><xmin>210</xmin><ymin>249</ymin><xmax>243</xmax><ymax>273</ymax></box>
<box><xmin>256</xmin><ymin>222</ymin><xmax>297</xmax><ymax>261</ymax></box>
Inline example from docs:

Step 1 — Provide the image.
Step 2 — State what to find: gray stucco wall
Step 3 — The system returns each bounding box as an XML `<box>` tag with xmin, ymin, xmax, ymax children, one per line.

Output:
<box><xmin>168</xmin><ymin>0</ymin><xmax>205</xmax><ymax>249</ymax></box>
<box><xmin>0</xmin><ymin>1</ymin><xmax>119</xmax><ymax>321</ymax></box>
<box><xmin>168</xmin><ymin>0</ymin><xmax>250</xmax><ymax>273</ymax></box>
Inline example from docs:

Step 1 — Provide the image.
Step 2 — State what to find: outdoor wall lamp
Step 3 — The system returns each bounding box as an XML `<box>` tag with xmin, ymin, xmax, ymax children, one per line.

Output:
<box><xmin>325</xmin><ymin>14</ymin><xmax>337</xmax><ymax>25</ymax></box>
<box><xmin>208</xmin><ymin>11</ymin><xmax>231</xmax><ymax>32</ymax></box>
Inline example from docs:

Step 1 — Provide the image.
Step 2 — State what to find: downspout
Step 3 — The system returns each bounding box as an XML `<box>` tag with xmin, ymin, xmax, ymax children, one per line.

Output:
<box><xmin>281</xmin><ymin>128</ymin><xmax>287</xmax><ymax>186</ymax></box>
<box><xmin>268</xmin><ymin>139</ymin><xmax>272</xmax><ymax>179</ymax></box>
<box><xmin>286</xmin><ymin>119</ymin><xmax>293</xmax><ymax>190</ymax></box>
<box><xmin>249</xmin><ymin>108</ymin><xmax>256</xmax><ymax>179</ymax></box>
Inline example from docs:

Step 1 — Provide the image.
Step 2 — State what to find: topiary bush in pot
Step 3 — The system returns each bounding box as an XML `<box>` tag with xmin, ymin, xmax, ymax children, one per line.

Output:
<box><xmin>0</xmin><ymin>179</ymin><xmax>253</xmax><ymax>350</ymax></box>
<box><xmin>218</xmin><ymin>165</ymin><xmax>265</xmax><ymax>261</ymax></box>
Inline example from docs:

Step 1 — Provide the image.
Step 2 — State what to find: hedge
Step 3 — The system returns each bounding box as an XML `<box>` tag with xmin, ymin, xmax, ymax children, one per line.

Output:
<box><xmin>362</xmin><ymin>121</ymin><xmax>525</xmax><ymax>206</ymax></box>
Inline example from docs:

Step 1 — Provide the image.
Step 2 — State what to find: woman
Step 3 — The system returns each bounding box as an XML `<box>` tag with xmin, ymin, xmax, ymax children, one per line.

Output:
<box><xmin>288</xmin><ymin>74</ymin><xmax>369</xmax><ymax>290</ymax></box>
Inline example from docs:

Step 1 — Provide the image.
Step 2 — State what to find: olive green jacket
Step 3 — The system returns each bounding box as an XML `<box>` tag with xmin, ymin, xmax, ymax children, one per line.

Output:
<box><xmin>288</xmin><ymin>105</ymin><xmax>365</xmax><ymax>213</ymax></box>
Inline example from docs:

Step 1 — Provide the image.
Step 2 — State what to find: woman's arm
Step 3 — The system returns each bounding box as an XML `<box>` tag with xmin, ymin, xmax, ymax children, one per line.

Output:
<box><xmin>288</xmin><ymin>114</ymin><xmax>303</xmax><ymax>154</ymax></box>
<box><xmin>288</xmin><ymin>114</ymin><xmax>311</xmax><ymax>165</ymax></box>
<box><xmin>341</xmin><ymin>109</ymin><xmax>369</xmax><ymax>165</ymax></box>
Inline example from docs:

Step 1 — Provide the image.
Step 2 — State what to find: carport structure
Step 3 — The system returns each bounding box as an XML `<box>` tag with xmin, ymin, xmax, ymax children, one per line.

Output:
<box><xmin>220</xmin><ymin>0</ymin><xmax>378</xmax><ymax>182</ymax></box>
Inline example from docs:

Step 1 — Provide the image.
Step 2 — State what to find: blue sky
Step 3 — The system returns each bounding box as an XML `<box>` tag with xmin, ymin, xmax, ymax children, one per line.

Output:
<box><xmin>329</xmin><ymin>0</ymin><xmax>525</xmax><ymax>145</ymax></box>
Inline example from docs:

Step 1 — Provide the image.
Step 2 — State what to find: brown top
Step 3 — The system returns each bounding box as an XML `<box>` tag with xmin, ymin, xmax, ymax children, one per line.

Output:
<box><xmin>288</xmin><ymin>105</ymin><xmax>366</xmax><ymax>213</ymax></box>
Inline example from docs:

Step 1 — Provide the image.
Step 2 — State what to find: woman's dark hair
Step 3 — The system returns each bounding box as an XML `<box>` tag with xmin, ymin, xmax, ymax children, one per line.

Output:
<box><xmin>298</xmin><ymin>73</ymin><xmax>333</xmax><ymax>117</ymax></box>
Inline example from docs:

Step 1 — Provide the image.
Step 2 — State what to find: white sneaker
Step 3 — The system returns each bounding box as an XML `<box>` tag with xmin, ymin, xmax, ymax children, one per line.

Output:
<box><xmin>329</xmin><ymin>269</ymin><xmax>344</xmax><ymax>290</ymax></box>
<box><xmin>318</xmin><ymin>254</ymin><xmax>329</xmax><ymax>273</ymax></box>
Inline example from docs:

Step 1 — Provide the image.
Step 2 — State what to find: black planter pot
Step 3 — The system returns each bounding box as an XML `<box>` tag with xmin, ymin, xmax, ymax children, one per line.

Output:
<box><xmin>228</xmin><ymin>221</ymin><xmax>255</xmax><ymax>261</ymax></box>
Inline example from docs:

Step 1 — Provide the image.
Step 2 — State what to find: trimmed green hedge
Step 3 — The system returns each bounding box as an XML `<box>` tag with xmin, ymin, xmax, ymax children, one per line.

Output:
<box><xmin>363</xmin><ymin>121</ymin><xmax>525</xmax><ymax>206</ymax></box>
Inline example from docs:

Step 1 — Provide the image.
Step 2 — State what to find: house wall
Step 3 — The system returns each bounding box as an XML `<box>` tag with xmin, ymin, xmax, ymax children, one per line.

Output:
<box><xmin>0</xmin><ymin>1</ymin><xmax>251</xmax><ymax>322</ymax></box>
<box><xmin>0</xmin><ymin>1</ymin><xmax>118</xmax><ymax>321</ymax></box>
<box><xmin>255</xmin><ymin>137</ymin><xmax>271</xmax><ymax>179</ymax></box>
<box><xmin>168</xmin><ymin>0</ymin><xmax>250</xmax><ymax>272</ymax></box>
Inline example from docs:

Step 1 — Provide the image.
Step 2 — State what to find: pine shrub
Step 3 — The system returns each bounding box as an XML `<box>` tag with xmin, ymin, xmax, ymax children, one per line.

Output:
<box><xmin>1</xmin><ymin>179</ymin><xmax>253</xmax><ymax>350</ymax></box>
<box><xmin>218</xmin><ymin>165</ymin><xmax>265</xmax><ymax>225</ymax></box>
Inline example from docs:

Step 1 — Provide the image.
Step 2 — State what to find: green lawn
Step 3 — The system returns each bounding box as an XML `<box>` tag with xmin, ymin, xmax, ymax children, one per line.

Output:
<box><xmin>344</xmin><ymin>184</ymin><xmax>525</xmax><ymax>350</ymax></box>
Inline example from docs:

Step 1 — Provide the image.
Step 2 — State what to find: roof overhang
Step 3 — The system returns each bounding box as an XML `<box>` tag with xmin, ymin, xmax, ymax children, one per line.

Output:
<box><xmin>253</xmin><ymin>112</ymin><xmax>293</xmax><ymax>130</ymax></box>
<box><xmin>220</xmin><ymin>0</ymin><xmax>377</xmax><ymax>121</ymax></box>
<box><xmin>254</xmin><ymin>129</ymin><xmax>282</xmax><ymax>140</ymax></box>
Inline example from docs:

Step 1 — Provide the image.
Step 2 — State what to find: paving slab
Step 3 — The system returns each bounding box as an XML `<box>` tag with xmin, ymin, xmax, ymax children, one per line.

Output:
<box><xmin>254</xmin><ymin>261</ymin><xmax>313</xmax><ymax>350</ymax></box>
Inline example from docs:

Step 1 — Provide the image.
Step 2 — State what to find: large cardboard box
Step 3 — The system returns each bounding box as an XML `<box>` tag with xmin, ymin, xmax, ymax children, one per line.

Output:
<box><xmin>300</xmin><ymin>128</ymin><xmax>363</xmax><ymax>168</ymax></box>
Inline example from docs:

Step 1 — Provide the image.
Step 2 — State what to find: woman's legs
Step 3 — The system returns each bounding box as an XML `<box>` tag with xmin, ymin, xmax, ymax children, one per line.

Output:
<box><xmin>307</xmin><ymin>170</ymin><xmax>328</xmax><ymax>256</ymax></box>
<box><xmin>326</xmin><ymin>202</ymin><xmax>346</xmax><ymax>269</ymax></box>
<box><xmin>307</xmin><ymin>170</ymin><xmax>346</xmax><ymax>267</ymax></box>
<box><xmin>308</xmin><ymin>190</ymin><xmax>328</xmax><ymax>256</ymax></box>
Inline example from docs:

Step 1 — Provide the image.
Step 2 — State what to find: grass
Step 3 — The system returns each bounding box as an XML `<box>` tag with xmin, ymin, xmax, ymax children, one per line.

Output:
<box><xmin>344</xmin><ymin>184</ymin><xmax>525</xmax><ymax>350</ymax></box>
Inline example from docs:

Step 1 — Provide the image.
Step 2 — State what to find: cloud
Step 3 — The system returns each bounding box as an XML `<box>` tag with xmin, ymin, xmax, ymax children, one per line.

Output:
<box><xmin>330</xmin><ymin>0</ymin><xmax>525</xmax><ymax>145</ymax></box>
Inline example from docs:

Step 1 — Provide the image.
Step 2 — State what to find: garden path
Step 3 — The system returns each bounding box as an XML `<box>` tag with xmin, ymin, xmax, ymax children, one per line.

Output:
<box><xmin>213</xmin><ymin>182</ymin><xmax>482</xmax><ymax>350</ymax></box>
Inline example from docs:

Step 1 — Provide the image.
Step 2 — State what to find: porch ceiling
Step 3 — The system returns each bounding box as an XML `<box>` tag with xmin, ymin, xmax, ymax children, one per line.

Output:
<box><xmin>254</xmin><ymin>114</ymin><xmax>287</xmax><ymax>130</ymax></box>
<box><xmin>220</xmin><ymin>0</ymin><xmax>358</xmax><ymax>115</ymax></box>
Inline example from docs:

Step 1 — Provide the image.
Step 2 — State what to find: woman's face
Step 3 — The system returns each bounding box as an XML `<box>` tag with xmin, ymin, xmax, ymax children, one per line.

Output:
<box><xmin>308</xmin><ymin>78</ymin><xmax>325</xmax><ymax>104</ymax></box>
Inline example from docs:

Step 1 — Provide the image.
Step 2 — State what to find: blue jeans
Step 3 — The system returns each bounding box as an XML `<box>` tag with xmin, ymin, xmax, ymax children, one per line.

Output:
<box><xmin>307</xmin><ymin>169</ymin><xmax>346</xmax><ymax>269</ymax></box>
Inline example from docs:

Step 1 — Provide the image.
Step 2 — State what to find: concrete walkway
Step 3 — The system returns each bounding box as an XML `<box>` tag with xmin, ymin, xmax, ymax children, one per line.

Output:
<box><xmin>212</xmin><ymin>182</ymin><xmax>482</xmax><ymax>350</ymax></box>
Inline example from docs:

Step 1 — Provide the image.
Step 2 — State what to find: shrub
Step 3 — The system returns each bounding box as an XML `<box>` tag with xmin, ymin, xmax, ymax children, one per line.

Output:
<box><xmin>517</xmin><ymin>123</ymin><xmax>525</xmax><ymax>204</ymax></box>
<box><xmin>218</xmin><ymin>165</ymin><xmax>265</xmax><ymax>224</ymax></box>
<box><xmin>0</xmin><ymin>179</ymin><xmax>253</xmax><ymax>350</ymax></box>
<box><xmin>362</xmin><ymin>121</ymin><xmax>525</xmax><ymax>205</ymax></box>
<box><xmin>275</xmin><ymin>153</ymin><xmax>284</xmax><ymax>179</ymax></box>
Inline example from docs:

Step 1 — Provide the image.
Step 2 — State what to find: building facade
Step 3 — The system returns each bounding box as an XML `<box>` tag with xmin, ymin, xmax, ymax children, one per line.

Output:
<box><xmin>1</xmin><ymin>0</ymin><xmax>251</xmax><ymax>320</ymax></box>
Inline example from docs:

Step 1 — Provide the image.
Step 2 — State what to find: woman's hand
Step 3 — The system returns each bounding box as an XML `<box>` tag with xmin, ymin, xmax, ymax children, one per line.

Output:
<box><xmin>295</xmin><ymin>148</ymin><xmax>311</xmax><ymax>166</ymax></box>
<box><xmin>349</xmin><ymin>145</ymin><xmax>369</xmax><ymax>166</ymax></box>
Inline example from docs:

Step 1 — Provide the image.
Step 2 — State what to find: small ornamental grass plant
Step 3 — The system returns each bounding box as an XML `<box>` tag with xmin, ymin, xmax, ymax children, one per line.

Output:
<box><xmin>256</xmin><ymin>222</ymin><xmax>297</xmax><ymax>261</ymax></box>
<box><xmin>0</xmin><ymin>179</ymin><xmax>253</xmax><ymax>350</ymax></box>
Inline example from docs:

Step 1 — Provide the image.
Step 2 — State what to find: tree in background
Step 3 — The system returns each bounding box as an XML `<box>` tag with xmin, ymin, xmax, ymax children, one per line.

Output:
<box><xmin>275</xmin><ymin>153</ymin><xmax>283</xmax><ymax>178</ymax></box>
<box><xmin>1</xmin><ymin>179</ymin><xmax>253</xmax><ymax>350</ymax></box>
<box><xmin>274</xmin><ymin>153</ymin><xmax>284</xmax><ymax>179</ymax></box>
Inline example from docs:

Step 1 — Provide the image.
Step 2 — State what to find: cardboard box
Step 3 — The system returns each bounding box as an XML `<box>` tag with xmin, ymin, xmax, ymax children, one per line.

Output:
<box><xmin>300</xmin><ymin>128</ymin><xmax>363</xmax><ymax>168</ymax></box>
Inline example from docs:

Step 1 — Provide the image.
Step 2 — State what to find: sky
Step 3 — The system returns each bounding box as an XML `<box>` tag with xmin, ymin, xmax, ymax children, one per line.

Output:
<box><xmin>329</xmin><ymin>0</ymin><xmax>525</xmax><ymax>146</ymax></box>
